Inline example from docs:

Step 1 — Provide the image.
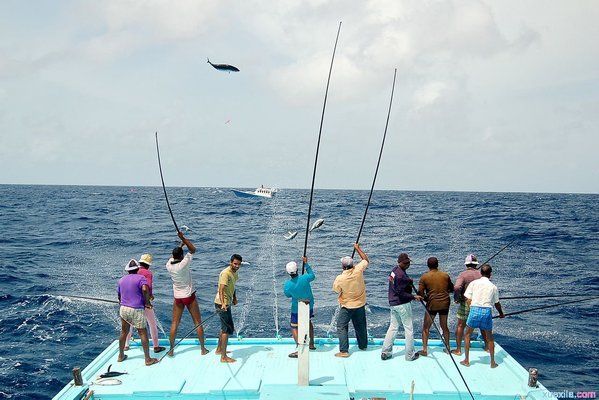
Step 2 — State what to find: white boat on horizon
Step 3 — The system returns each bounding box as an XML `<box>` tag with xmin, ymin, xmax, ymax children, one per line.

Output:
<box><xmin>232</xmin><ymin>186</ymin><xmax>278</xmax><ymax>199</ymax></box>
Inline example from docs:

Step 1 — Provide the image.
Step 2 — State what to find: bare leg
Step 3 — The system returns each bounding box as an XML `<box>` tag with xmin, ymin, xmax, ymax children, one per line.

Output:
<box><xmin>486</xmin><ymin>330</ymin><xmax>497</xmax><ymax>368</ymax></box>
<box><xmin>291</xmin><ymin>327</ymin><xmax>298</xmax><ymax>344</ymax></box>
<box><xmin>420</xmin><ymin>312</ymin><xmax>433</xmax><ymax>356</ymax></box>
<box><xmin>125</xmin><ymin>323</ymin><xmax>133</xmax><ymax>350</ymax></box>
<box><xmin>453</xmin><ymin>319</ymin><xmax>465</xmax><ymax>355</ymax></box>
<box><xmin>219</xmin><ymin>332</ymin><xmax>235</xmax><ymax>363</ymax></box>
<box><xmin>118</xmin><ymin>318</ymin><xmax>129</xmax><ymax>362</ymax></box>
<box><xmin>138</xmin><ymin>327</ymin><xmax>158</xmax><ymax>365</ymax></box>
<box><xmin>461</xmin><ymin>326</ymin><xmax>474</xmax><ymax>366</ymax></box>
<box><xmin>309</xmin><ymin>321</ymin><xmax>315</xmax><ymax>349</ymax></box>
<box><xmin>168</xmin><ymin>301</ymin><xmax>185</xmax><ymax>357</ymax></box>
<box><xmin>439</xmin><ymin>314</ymin><xmax>450</xmax><ymax>352</ymax></box>
<box><xmin>186</xmin><ymin>299</ymin><xmax>209</xmax><ymax>354</ymax></box>
<box><xmin>481</xmin><ymin>329</ymin><xmax>489</xmax><ymax>351</ymax></box>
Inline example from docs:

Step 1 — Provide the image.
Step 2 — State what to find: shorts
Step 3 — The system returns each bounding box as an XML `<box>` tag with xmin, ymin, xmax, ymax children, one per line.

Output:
<box><xmin>174</xmin><ymin>292</ymin><xmax>196</xmax><ymax>306</ymax></box>
<box><xmin>215</xmin><ymin>303</ymin><xmax>235</xmax><ymax>334</ymax></box>
<box><xmin>290</xmin><ymin>310</ymin><xmax>315</xmax><ymax>328</ymax></box>
<box><xmin>457</xmin><ymin>301</ymin><xmax>470</xmax><ymax>320</ymax></box>
<box><xmin>466</xmin><ymin>306</ymin><xmax>493</xmax><ymax>331</ymax></box>
<box><xmin>426</xmin><ymin>308</ymin><xmax>449</xmax><ymax>317</ymax></box>
<box><xmin>120</xmin><ymin>306</ymin><xmax>146</xmax><ymax>329</ymax></box>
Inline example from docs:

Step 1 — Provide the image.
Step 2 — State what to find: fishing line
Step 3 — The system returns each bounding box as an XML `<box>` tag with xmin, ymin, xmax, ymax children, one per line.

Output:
<box><xmin>302</xmin><ymin>21</ymin><xmax>342</xmax><ymax>274</ymax></box>
<box><xmin>159</xmin><ymin>312</ymin><xmax>218</xmax><ymax>362</ymax></box>
<box><xmin>476</xmin><ymin>227</ymin><xmax>531</xmax><ymax>269</ymax></box>
<box><xmin>155</xmin><ymin>132</ymin><xmax>179</xmax><ymax>233</ymax></box>
<box><xmin>59</xmin><ymin>294</ymin><xmax>119</xmax><ymax>304</ymax></box>
<box><xmin>493</xmin><ymin>295</ymin><xmax>599</xmax><ymax>319</ymax></box>
<box><xmin>351</xmin><ymin>68</ymin><xmax>397</xmax><ymax>258</ymax></box>
<box><xmin>500</xmin><ymin>293</ymin><xmax>598</xmax><ymax>300</ymax></box>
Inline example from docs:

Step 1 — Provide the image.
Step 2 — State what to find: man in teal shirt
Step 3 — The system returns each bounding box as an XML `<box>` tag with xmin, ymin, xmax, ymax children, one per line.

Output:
<box><xmin>284</xmin><ymin>256</ymin><xmax>316</xmax><ymax>358</ymax></box>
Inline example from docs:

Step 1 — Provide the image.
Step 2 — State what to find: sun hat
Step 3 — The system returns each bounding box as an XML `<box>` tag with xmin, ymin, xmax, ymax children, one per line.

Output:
<box><xmin>125</xmin><ymin>259</ymin><xmax>140</xmax><ymax>271</ymax></box>
<box><xmin>340</xmin><ymin>256</ymin><xmax>354</xmax><ymax>268</ymax></box>
<box><xmin>285</xmin><ymin>261</ymin><xmax>298</xmax><ymax>274</ymax></box>
<box><xmin>464</xmin><ymin>254</ymin><xmax>479</xmax><ymax>266</ymax></box>
<box><xmin>139</xmin><ymin>254</ymin><xmax>153</xmax><ymax>266</ymax></box>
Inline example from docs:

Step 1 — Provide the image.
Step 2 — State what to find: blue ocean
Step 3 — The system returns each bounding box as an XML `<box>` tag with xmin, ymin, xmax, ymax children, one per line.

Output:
<box><xmin>0</xmin><ymin>185</ymin><xmax>597</xmax><ymax>399</ymax></box>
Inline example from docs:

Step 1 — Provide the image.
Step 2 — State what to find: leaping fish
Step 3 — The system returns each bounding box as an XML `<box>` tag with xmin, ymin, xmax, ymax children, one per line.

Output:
<box><xmin>309</xmin><ymin>218</ymin><xmax>325</xmax><ymax>232</ymax></box>
<box><xmin>284</xmin><ymin>231</ymin><xmax>298</xmax><ymax>241</ymax></box>
<box><xmin>207</xmin><ymin>58</ymin><xmax>240</xmax><ymax>72</ymax></box>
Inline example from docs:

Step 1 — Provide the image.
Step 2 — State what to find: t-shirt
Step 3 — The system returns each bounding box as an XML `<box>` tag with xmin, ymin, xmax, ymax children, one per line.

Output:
<box><xmin>214</xmin><ymin>266</ymin><xmax>239</xmax><ymax>306</ymax></box>
<box><xmin>117</xmin><ymin>274</ymin><xmax>148</xmax><ymax>309</ymax></box>
<box><xmin>284</xmin><ymin>263</ymin><xmax>315</xmax><ymax>313</ymax></box>
<box><xmin>453</xmin><ymin>268</ymin><xmax>481</xmax><ymax>302</ymax></box>
<box><xmin>465</xmin><ymin>276</ymin><xmax>499</xmax><ymax>308</ymax></box>
<box><xmin>332</xmin><ymin>260</ymin><xmax>369</xmax><ymax>309</ymax></box>
<box><xmin>137</xmin><ymin>268</ymin><xmax>154</xmax><ymax>296</ymax></box>
<box><xmin>166</xmin><ymin>253</ymin><xmax>194</xmax><ymax>299</ymax></box>
<box><xmin>418</xmin><ymin>269</ymin><xmax>454</xmax><ymax>311</ymax></box>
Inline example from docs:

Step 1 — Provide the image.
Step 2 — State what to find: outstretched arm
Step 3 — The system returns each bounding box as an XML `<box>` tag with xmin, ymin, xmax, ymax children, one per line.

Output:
<box><xmin>353</xmin><ymin>243</ymin><xmax>368</xmax><ymax>262</ymax></box>
<box><xmin>495</xmin><ymin>302</ymin><xmax>504</xmax><ymax>318</ymax></box>
<box><xmin>178</xmin><ymin>231</ymin><xmax>196</xmax><ymax>254</ymax></box>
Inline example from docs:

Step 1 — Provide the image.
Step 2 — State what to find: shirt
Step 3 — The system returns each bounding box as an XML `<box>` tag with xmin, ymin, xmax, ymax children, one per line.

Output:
<box><xmin>137</xmin><ymin>268</ymin><xmax>154</xmax><ymax>296</ymax></box>
<box><xmin>214</xmin><ymin>266</ymin><xmax>239</xmax><ymax>306</ymax></box>
<box><xmin>453</xmin><ymin>268</ymin><xmax>481</xmax><ymax>302</ymax></box>
<box><xmin>166</xmin><ymin>253</ymin><xmax>194</xmax><ymax>299</ymax></box>
<box><xmin>332</xmin><ymin>260</ymin><xmax>369</xmax><ymax>309</ymax></box>
<box><xmin>418</xmin><ymin>269</ymin><xmax>454</xmax><ymax>311</ymax></box>
<box><xmin>284</xmin><ymin>263</ymin><xmax>315</xmax><ymax>313</ymax></box>
<box><xmin>388</xmin><ymin>266</ymin><xmax>415</xmax><ymax>306</ymax></box>
<box><xmin>465</xmin><ymin>276</ymin><xmax>499</xmax><ymax>308</ymax></box>
<box><xmin>117</xmin><ymin>274</ymin><xmax>148</xmax><ymax>309</ymax></box>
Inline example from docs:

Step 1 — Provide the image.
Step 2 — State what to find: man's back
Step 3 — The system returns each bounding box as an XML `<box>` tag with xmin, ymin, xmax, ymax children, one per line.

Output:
<box><xmin>465</xmin><ymin>277</ymin><xmax>499</xmax><ymax>308</ymax></box>
<box><xmin>454</xmin><ymin>269</ymin><xmax>481</xmax><ymax>302</ymax></box>
<box><xmin>333</xmin><ymin>260</ymin><xmax>369</xmax><ymax>308</ymax></box>
<box><xmin>418</xmin><ymin>269</ymin><xmax>453</xmax><ymax>311</ymax></box>
<box><xmin>118</xmin><ymin>274</ymin><xmax>147</xmax><ymax>309</ymax></box>
<box><xmin>166</xmin><ymin>253</ymin><xmax>194</xmax><ymax>298</ymax></box>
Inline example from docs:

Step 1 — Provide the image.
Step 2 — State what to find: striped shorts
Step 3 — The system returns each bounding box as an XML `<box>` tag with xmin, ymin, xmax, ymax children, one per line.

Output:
<box><xmin>120</xmin><ymin>306</ymin><xmax>147</xmax><ymax>329</ymax></box>
<box><xmin>466</xmin><ymin>306</ymin><xmax>493</xmax><ymax>331</ymax></box>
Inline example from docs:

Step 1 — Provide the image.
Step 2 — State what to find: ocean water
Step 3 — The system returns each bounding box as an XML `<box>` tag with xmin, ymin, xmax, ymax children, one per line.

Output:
<box><xmin>0</xmin><ymin>185</ymin><xmax>597</xmax><ymax>399</ymax></box>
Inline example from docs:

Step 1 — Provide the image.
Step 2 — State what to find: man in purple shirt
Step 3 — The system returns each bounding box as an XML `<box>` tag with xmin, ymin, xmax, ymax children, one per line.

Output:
<box><xmin>117</xmin><ymin>259</ymin><xmax>158</xmax><ymax>366</ymax></box>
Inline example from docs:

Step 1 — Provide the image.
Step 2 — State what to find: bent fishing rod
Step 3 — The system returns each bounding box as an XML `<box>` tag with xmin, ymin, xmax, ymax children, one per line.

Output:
<box><xmin>410</xmin><ymin>283</ymin><xmax>475</xmax><ymax>400</ymax></box>
<box><xmin>159</xmin><ymin>312</ymin><xmax>218</xmax><ymax>362</ymax></box>
<box><xmin>351</xmin><ymin>68</ymin><xmax>397</xmax><ymax>258</ymax></box>
<box><xmin>60</xmin><ymin>294</ymin><xmax>119</xmax><ymax>304</ymax></box>
<box><xmin>493</xmin><ymin>295</ymin><xmax>599</xmax><ymax>319</ymax></box>
<box><xmin>155</xmin><ymin>132</ymin><xmax>180</xmax><ymax>233</ymax></box>
<box><xmin>476</xmin><ymin>227</ymin><xmax>531</xmax><ymax>269</ymax></box>
<box><xmin>302</xmin><ymin>21</ymin><xmax>342</xmax><ymax>274</ymax></box>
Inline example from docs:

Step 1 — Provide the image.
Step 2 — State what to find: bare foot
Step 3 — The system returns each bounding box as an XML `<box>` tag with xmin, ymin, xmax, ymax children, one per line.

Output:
<box><xmin>124</xmin><ymin>346</ymin><xmax>130</xmax><ymax>351</ymax></box>
<box><xmin>417</xmin><ymin>350</ymin><xmax>428</xmax><ymax>357</ymax></box>
<box><xmin>220</xmin><ymin>356</ymin><xmax>236</xmax><ymax>363</ymax></box>
<box><xmin>167</xmin><ymin>349</ymin><xmax>174</xmax><ymax>357</ymax></box>
<box><xmin>460</xmin><ymin>360</ymin><xmax>470</xmax><ymax>367</ymax></box>
<box><xmin>491</xmin><ymin>362</ymin><xmax>498</xmax><ymax>368</ymax></box>
<box><xmin>145</xmin><ymin>357</ymin><xmax>159</xmax><ymax>366</ymax></box>
<box><xmin>451</xmin><ymin>349</ymin><xmax>462</xmax><ymax>355</ymax></box>
<box><xmin>201</xmin><ymin>347</ymin><xmax>209</xmax><ymax>355</ymax></box>
<box><xmin>117</xmin><ymin>354</ymin><xmax>128</xmax><ymax>362</ymax></box>
<box><xmin>215</xmin><ymin>350</ymin><xmax>231</xmax><ymax>355</ymax></box>
<box><xmin>485</xmin><ymin>348</ymin><xmax>490</xmax><ymax>353</ymax></box>
<box><xmin>334</xmin><ymin>352</ymin><xmax>350</xmax><ymax>358</ymax></box>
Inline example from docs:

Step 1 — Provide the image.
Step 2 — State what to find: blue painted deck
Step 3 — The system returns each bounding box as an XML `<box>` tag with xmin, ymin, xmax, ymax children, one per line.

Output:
<box><xmin>53</xmin><ymin>337</ymin><xmax>555</xmax><ymax>400</ymax></box>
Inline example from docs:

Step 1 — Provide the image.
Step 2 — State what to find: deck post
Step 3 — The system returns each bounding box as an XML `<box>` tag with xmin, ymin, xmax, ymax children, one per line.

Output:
<box><xmin>297</xmin><ymin>300</ymin><xmax>310</xmax><ymax>386</ymax></box>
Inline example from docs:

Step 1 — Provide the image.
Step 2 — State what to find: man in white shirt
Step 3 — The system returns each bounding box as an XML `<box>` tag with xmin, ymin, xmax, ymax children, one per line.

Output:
<box><xmin>460</xmin><ymin>264</ymin><xmax>504</xmax><ymax>368</ymax></box>
<box><xmin>165</xmin><ymin>231</ymin><xmax>209</xmax><ymax>357</ymax></box>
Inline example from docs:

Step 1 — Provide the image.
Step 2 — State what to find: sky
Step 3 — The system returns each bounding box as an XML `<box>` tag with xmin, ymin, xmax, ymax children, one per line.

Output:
<box><xmin>0</xmin><ymin>0</ymin><xmax>598</xmax><ymax>193</ymax></box>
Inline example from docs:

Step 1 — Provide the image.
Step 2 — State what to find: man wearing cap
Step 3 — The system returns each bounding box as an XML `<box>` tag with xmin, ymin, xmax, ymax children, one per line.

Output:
<box><xmin>417</xmin><ymin>257</ymin><xmax>454</xmax><ymax>356</ymax></box>
<box><xmin>215</xmin><ymin>253</ymin><xmax>242</xmax><ymax>363</ymax></box>
<box><xmin>332</xmin><ymin>243</ymin><xmax>369</xmax><ymax>358</ymax></box>
<box><xmin>451</xmin><ymin>254</ymin><xmax>483</xmax><ymax>355</ymax></box>
<box><xmin>284</xmin><ymin>256</ymin><xmax>316</xmax><ymax>358</ymax></box>
<box><xmin>125</xmin><ymin>254</ymin><xmax>166</xmax><ymax>354</ymax></box>
<box><xmin>166</xmin><ymin>231</ymin><xmax>209</xmax><ymax>357</ymax></box>
<box><xmin>461</xmin><ymin>264</ymin><xmax>505</xmax><ymax>368</ymax></box>
<box><xmin>381</xmin><ymin>253</ymin><xmax>423</xmax><ymax>361</ymax></box>
<box><xmin>117</xmin><ymin>259</ymin><xmax>158</xmax><ymax>366</ymax></box>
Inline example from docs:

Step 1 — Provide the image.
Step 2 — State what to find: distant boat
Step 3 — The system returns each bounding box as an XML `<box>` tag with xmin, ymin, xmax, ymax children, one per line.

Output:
<box><xmin>232</xmin><ymin>186</ymin><xmax>278</xmax><ymax>199</ymax></box>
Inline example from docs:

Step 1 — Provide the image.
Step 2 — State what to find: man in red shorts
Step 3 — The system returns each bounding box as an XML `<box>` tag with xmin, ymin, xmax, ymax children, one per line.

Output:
<box><xmin>165</xmin><ymin>231</ymin><xmax>209</xmax><ymax>357</ymax></box>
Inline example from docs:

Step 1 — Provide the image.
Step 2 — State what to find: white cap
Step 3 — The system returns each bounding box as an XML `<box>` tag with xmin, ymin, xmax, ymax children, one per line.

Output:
<box><xmin>340</xmin><ymin>256</ymin><xmax>354</xmax><ymax>268</ymax></box>
<box><xmin>464</xmin><ymin>254</ymin><xmax>479</xmax><ymax>266</ymax></box>
<box><xmin>125</xmin><ymin>259</ymin><xmax>140</xmax><ymax>271</ymax></box>
<box><xmin>286</xmin><ymin>261</ymin><xmax>298</xmax><ymax>274</ymax></box>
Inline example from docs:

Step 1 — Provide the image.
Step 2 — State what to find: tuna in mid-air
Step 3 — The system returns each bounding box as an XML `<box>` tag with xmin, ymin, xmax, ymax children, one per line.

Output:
<box><xmin>309</xmin><ymin>218</ymin><xmax>325</xmax><ymax>232</ymax></box>
<box><xmin>207</xmin><ymin>58</ymin><xmax>240</xmax><ymax>72</ymax></box>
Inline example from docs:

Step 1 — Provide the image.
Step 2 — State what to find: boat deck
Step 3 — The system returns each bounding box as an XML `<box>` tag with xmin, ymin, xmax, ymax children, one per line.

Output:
<box><xmin>53</xmin><ymin>337</ymin><xmax>555</xmax><ymax>400</ymax></box>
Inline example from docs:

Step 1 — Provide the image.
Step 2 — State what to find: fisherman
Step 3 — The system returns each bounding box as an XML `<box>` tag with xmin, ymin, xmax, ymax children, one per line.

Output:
<box><xmin>381</xmin><ymin>253</ymin><xmax>423</xmax><ymax>361</ymax></box>
<box><xmin>332</xmin><ymin>243</ymin><xmax>369</xmax><ymax>358</ymax></box>
<box><xmin>214</xmin><ymin>254</ymin><xmax>242</xmax><ymax>363</ymax></box>
<box><xmin>417</xmin><ymin>257</ymin><xmax>454</xmax><ymax>356</ymax></box>
<box><xmin>284</xmin><ymin>256</ymin><xmax>316</xmax><ymax>358</ymax></box>
<box><xmin>165</xmin><ymin>231</ymin><xmax>209</xmax><ymax>357</ymax></box>
<box><xmin>125</xmin><ymin>254</ymin><xmax>166</xmax><ymax>354</ymax></box>
<box><xmin>117</xmin><ymin>259</ymin><xmax>158</xmax><ymax>366</ymax></box>
<box><xmin>460</xmin><ymin>264</ymin><xmax>505</xmax><ymax>368</ymax></box>
<box><xmin>452</xmin><ymin>254</ymin><xmax>483</xmax><ymax>355</ymax></box>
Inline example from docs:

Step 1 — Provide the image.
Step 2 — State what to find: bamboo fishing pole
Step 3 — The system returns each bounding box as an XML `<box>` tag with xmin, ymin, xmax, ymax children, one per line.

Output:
<box><xmin>159</xmin><ymin>312</ymin><xmax>218</xmax><ymax>362</ymax></box>
<box><xmin>351</xmin><ymin>68</ymin><xmax>397</xmax><ymax>258</ymax></box>
<box><xmin>302</xmin><ymin>21</ymin><xmax>342</xmax><ymax>275</ymax></box>
<box><xmin>155</xmin><ymin>132</ymin><xmax>180</xmax><ymax>233</ymax></box>
<box><xmin>476</xmin><ymin>227</ymin><xmax>531</xmax><ymax>269</ymax></box>
<box><xmin>492</xmin><ymin>295</ymin><xmax>599</xmax><ymax>319</ymax></box>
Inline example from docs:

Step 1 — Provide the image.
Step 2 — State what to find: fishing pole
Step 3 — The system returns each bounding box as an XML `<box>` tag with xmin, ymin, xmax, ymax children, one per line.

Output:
<box><xmin>351</xmin><ymin>68</ymin><xmax>397</xmax><ymax>258</ymax></box>
<box><xmin>60</xmin><ymin>294</ymin><xmax>119</xmax><ymax>304</ymax></box>
<box><xmin>155</xmin><ymin>132</ymin><xmax>180</xmax><ymax>233</ymax></box>
<box><xmin>411</xmin><ymin>283</ymin><xmax>475</xmax><ymax>400</ymax></box>
<box><xmin>302</xmin><ymin>21</ymin><xmax>342</xmax><ymax>274</ymax></box>
<box><xmin>159</xmin><ymin>312</ymin><xmax>218</xmax><ymax>362</ymax></box>
<box><xmin>500</xmin><ymin>293</ymin><xmax>598</xmax><ymax>300</ymax></box>
<box><xmin>476</xmin><ymin>227</ymin><xmax>531</xmax><ymax>269</ymax></box>
<box><xmin>492</xmin><ymin>295</ymin><xmax>599</xmax><ymax>319</ymax></box>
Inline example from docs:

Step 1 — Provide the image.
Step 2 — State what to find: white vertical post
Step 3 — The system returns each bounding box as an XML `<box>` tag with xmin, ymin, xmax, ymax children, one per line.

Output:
<box><xmin>298</xmin><ymin>300</ymin><xmax>310</xmax><ymax>386</ymax></box>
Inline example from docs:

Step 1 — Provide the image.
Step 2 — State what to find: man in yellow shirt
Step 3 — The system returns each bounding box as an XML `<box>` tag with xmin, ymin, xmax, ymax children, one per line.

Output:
<box><xmin>214</xmin><ymin>254</ymin><xmax>242</xmax><ymax>363</ymax></box>
<box><xmin>332</xmin><ymin>243</ymin><xmax>369</xmax><ymax>357</ymax></box>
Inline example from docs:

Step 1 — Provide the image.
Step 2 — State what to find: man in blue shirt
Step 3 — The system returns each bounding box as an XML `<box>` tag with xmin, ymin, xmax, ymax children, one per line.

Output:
<box><xmin>284</xmin><ymin>256</ymin><xmax>316</xmax><ymax>358</ymax></box>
